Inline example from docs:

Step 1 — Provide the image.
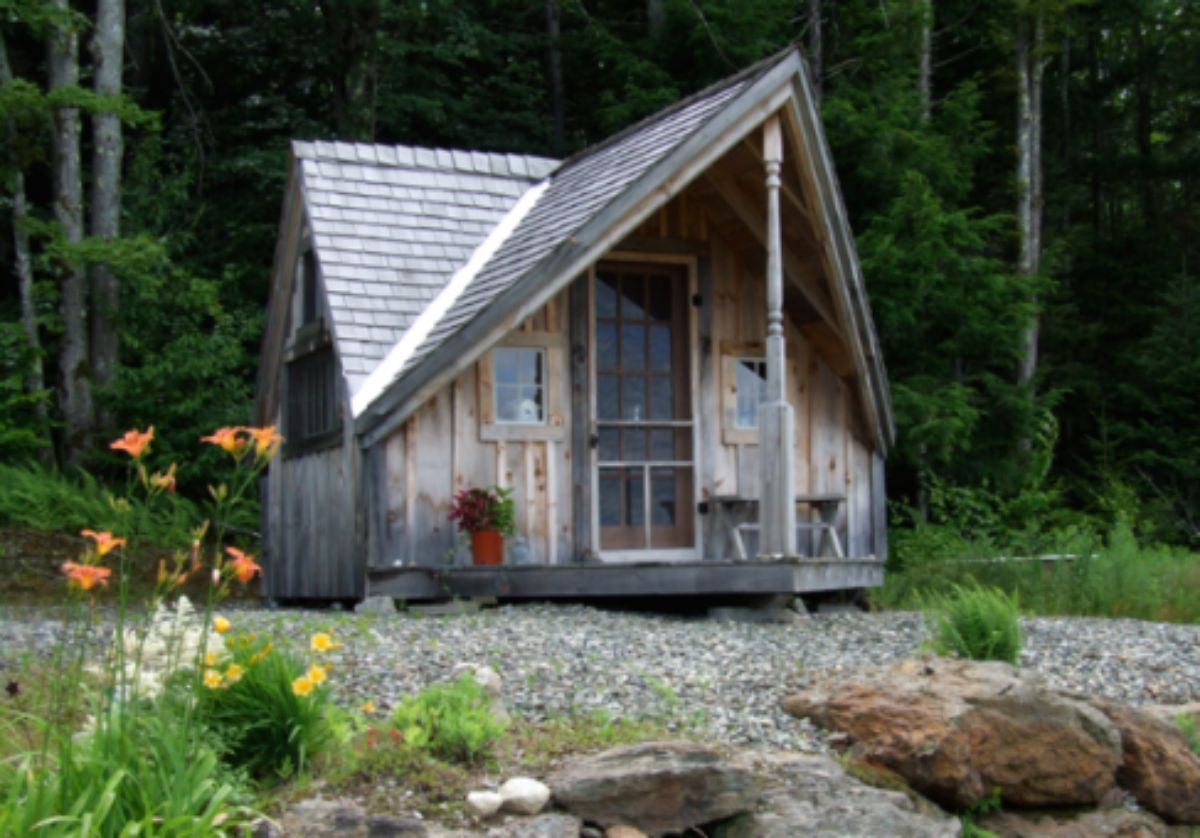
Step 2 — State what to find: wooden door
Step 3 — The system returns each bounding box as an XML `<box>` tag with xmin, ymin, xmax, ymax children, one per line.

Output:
<box><xmin>593</xmin><ymin>263</ymin><xmax>695</xmax><ymax>557</ymax></box>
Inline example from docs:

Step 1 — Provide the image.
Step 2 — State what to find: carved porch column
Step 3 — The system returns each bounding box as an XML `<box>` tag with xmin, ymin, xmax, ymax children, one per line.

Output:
<box><xmin>758</xmin><ymin>115</ymin><xmax>797</xmax><ymax>558</ymax></box>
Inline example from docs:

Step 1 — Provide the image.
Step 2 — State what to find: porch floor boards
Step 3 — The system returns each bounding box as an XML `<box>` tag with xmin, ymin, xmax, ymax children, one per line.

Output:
<box><xmin>366</xmin><ymin>557</ymin><xmax>884</xmax><ymax>601</ymax></box>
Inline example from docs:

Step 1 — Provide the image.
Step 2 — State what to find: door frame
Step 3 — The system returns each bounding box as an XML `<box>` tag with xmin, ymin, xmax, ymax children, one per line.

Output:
<box><xmin>588</xmin><ymin>252</ymin><xmax>703</xmax><ymax>563</ymax></box>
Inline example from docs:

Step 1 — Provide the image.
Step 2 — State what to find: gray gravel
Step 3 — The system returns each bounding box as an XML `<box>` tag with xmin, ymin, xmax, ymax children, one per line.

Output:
<box><xmin>2</xmin><ymin>603</ymin><xmax>1197</xmax><ymax>752</ymax></box>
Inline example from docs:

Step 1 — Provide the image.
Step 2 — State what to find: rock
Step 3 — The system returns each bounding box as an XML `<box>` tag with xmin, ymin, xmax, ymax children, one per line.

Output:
<box><xmin>977</xmin><ymin>808</ymin><xmax>1173</xmax><ymax>837</ymax></box>
<box><xmin>454</xmin><ymin>663</ymin><xmax>504</xmax><ymax>697</ymax></box>
<box><xmin>499</xmin><ymin>777</ymin><xmax>551</xmax><ymax>815</ymax></box>
<box><xmin>273</xmin><ymin>797</ymin><xmax>427</xmax><ymax>837</ymax></box>
<box><xmin>500</xmin><ymin>813</ymin><xmax>583</xmax><ymax>837</ymax></box>
<box><xmin>782</xmin><ymin>657</ymin><xmax>1122</xmax><ymax>810</ymax></box>
<box><xmin>1141</xmin><ymin>702</ymin><xmax>1200</xmax><ymax>729</ymax></box>
<box><xmin>1089</xmin><ymin>700</ymin><xmax>1200</xmax><ymax>825</ymax></box>
<box><xmin>467</xmin><ymin>790</ymin><xmax>504</xmax><ymax>818</ymax></box>
<box><xmin>549</xmin><ymin>741</ymin><xmax>759</xmax><ymax>835</ymax></box>
<box><xmin>356</xmin><ymin>595</ymin><xmax>397</xmax><ymax>614</ymax></box>
<box><xmin>714</xmin><ymin>752</ymin><xmax>960</xmax><ymax>838</ymax></box>
<box><xmin>604</xmin><ymin>828</ymin><xmax>648</xmax><ymax>838</ymax></box>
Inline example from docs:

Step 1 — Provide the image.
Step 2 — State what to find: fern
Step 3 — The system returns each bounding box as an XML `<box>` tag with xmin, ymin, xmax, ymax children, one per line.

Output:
<box><xmin>926</xmin><ymin>583</ymin><xmax>1022</xmax><ymax>664</ymax></box>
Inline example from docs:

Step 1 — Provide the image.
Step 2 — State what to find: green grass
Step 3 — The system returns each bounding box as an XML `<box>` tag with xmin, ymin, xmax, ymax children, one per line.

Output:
<box><xmin>877</xmin><ymin>520</ymin><xmax>1200</xmax><ymax>624</ymax></box>
<box><xmin>0</xmin><ymin>463</ymin><xmax>201</xmax><ymax>548</ymax></box>
<box><xmin>925</xmin><ymin>584</ymin><xmax>1022</xmax><ymax>664</ymax></box>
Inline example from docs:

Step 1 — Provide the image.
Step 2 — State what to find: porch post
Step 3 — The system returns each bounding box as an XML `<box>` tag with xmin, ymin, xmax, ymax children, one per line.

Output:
<box><xmin>758</xmin><ymin>116</ymin><xmax>797</xmax><ymax>558</ymax></box>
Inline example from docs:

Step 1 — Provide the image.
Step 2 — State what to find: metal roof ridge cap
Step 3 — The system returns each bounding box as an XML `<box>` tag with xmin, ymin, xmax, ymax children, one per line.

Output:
<box><xmin>349</xmin><ymin>179</ymin><xmax>551</xmax><ymax>417</ymax></box>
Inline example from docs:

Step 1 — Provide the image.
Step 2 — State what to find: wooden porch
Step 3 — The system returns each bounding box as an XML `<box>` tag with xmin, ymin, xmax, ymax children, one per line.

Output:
<box><xmin>367</xmin><ymin>556</ymin><xmax>884</xmax><ymax>601</ymax></box>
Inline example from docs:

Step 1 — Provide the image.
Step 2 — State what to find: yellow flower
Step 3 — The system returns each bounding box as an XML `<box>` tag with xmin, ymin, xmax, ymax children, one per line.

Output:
<box><xmin>307</xmin><ymin>663</ymin><xmax>328</xmax><ymax>685</ymax></box>
<box><xmin>204</xmin><ymin>651</ymin><xmax>221</xmax><ymax>667</ymax></box>
<box><xmin>213</xmin><ymin>616</ymin><xmax>231</xmax><ymax>634</ymax></box>
<box><xmin>203</xmin><ymin>669</ymin><xmax>223</xmax><ymax>690</ymax></box>
<box><xmin>224</xmin><ymin>664</ymin><xmax>245</xmax><ymax>684</ymax></box>
<box><xmin>310</xmin><ymin>632</ymin><xmax>342</xmax><ymax>654</ymax></box>
<box><xmin>359</xmin><ymin>700</ymin><xmax>376</xmax><ymax>715</ymax></box>
<box><xmin>291</xmin><ymin>675</ymin><xmax>314</xmax><ymax>697</ymax></box>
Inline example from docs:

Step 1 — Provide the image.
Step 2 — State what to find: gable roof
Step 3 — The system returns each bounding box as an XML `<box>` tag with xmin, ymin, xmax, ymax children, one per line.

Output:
<box><xmin>292</xmin><ymin>141</ymin><xmax>557</xmax><ymax>392</ymax></box>
<box><xmin>295</xmin><ymin>46</ymin><xmax>892</xmax><ymax>453</ymax></box>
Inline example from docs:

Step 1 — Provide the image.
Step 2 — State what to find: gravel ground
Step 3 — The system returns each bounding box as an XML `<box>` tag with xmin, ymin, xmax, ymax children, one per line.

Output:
<box><xmin>2</xmin><ymin>603</ymin><xmax>1198</xmax><ymax>752</ymax></box>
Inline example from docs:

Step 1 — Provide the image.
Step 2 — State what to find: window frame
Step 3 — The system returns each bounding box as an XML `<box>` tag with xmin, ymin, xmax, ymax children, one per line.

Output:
<box><xmin>720</xmin><ymin>341</ymin><xmax>767</xmax><ymax>445</ymax></box>
<box><xmin>478</xmin><ymin>331</ymin><xmax>566</xmax><ymax>442</ymax></box>
<box><xmin>492</xmin><ymin>346</ymin><xmax>548</xmax><ymax>426</ymax></box>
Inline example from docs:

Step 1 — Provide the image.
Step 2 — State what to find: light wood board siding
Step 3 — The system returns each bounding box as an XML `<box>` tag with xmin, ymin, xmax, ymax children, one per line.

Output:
<box><xmin>380</xmin><ymin>292</ymin><xmax>571</xmax><ymax>567</ymax></box>
<box><xmin>374</xmin><ymin>186</ymin><xmax>882</xmax><ymax>565</ymax></box>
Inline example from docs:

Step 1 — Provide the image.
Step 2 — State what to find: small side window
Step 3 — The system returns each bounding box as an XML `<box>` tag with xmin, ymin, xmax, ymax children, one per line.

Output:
<box><xmin>734</xmin><ymin>358</ymin><xmax>767</xmax><ymax>429</ymax></box>
<box><xmin>494</xmin><ymin>347</ymin><xmax>546</xmax><ymax>425</ymax></box>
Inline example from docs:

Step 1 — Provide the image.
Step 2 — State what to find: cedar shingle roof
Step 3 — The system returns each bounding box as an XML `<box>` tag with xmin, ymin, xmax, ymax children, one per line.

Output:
<box><xmin>293</xmin><ymin>141</ymin><xmax>557</xmax><ymax>392</ymax></box>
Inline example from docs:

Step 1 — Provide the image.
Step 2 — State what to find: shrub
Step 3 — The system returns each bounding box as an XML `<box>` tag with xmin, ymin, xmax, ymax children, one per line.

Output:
<box><xmin>1178</xmin><ymin>715</ymin><xmax>1200</xmax><ymax>756</ymax></box>
<box><xmin>195</xmin><ymin>628</ymin><xmax>335</xmax><ymax>778</ymax></box>
<box><xmin>390</xmin><ymin>675</ymin><xmax>507</xmax><ymax>765</ymax></box>
<box><xmin>926</xmin><ymin>583</ymin><xmax>1022</xmax><ymax>664</ymax></box>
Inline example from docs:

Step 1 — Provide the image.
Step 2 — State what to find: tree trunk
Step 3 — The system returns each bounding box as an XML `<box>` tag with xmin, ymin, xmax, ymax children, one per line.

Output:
<box><xmin>546</xmin><ymin>0</ymin><xmax>565</xmax><ymax>156</ymax></box>
<box><xmin>48</xmin><ymin>0</ymin><xmax>92</xmax><ymax>464</ymax></box>
<box><xmin>319</xmin><ymin>0</ymin><xmax>380</xmax><ymax>140</ymax></box>
<box><xmin>90</xmin><ymin>0</ymin><xmax>125</xmax><ymax>435</ymax></box>
<box><xmin>918</xmin><ymin>0</ymin><xmax>932</xmax><ymax>122</ymax></box>
<box><xmin>1</xmin><ymin>35</ymin><xmax>51</xmax><ymax>457</ymax></box>
<box><xmin>1015</xmin><ymin>11</ymin><xmax>1043</xmax><ymax>393</ymax></box>
<box><xmin>808</xmin><ymin>0</ymin><xmax>823</xmax><ymax>104</ymax></box>
<box><xmin>646</xmin><ymin>0</ymin><xmax>665</xmax><ymax>42</ymax></box>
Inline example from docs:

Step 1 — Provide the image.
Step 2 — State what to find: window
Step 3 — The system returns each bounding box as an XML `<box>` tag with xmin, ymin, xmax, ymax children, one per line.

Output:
<box><xmin>734</xmin><ymin>358</ymin><xmax>767</xmax><ymax>429</ymax></box>
<box><xmin>494</xmin><ymin>347</ymin><xmax>545</xmax><ymax>424</ymax></box>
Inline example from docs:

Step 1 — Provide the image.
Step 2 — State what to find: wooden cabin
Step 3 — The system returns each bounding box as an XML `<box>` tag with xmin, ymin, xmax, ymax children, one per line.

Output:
<box><xmin>255</xmin><ymin>48</ymin><xmax>894</xmax><ymax>603</ymax></box>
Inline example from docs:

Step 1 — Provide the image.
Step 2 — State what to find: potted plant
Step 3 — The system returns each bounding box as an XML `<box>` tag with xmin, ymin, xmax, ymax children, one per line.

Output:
<box><xmin>448</xmin><ymin>486</ymin><xmax>515</xmax><ymax>566</ymax></box>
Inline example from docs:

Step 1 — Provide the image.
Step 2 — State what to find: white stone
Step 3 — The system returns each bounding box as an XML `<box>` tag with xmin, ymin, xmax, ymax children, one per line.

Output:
<box><xmin>454</xmin><ymin>662</ymin><xmax>504</xmax><ymax>697</ymax></box>
<box><xmin>498</xmin><ymin>777</ymin><xmax>551</xmax><ymax>815</ymax></box>
<box><xmin>466</xmin><ymin>790</ymin><xmax>503</xmax><ymax>818</ymax></box>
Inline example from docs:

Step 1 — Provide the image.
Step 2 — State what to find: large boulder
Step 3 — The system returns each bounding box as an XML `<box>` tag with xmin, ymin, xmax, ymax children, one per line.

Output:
<box><xmin>714</xmin><ymin>752</ymin><xmax>961</xmax><ymax>838</ymax></box>
<box><xmin>549</xmin><ymin>741</ymin><xmax>759</xmax><ymax>836</ymax></box>
<box><xmin>782</xmin><ymin>657</ymin><xmax>1123</xmax><ymax>809</ymax></box>
<box><xmin>977</xmin><ymin>808</ymin><xmax>1175</xmax><ymax>837</ymax></box>
<box><xmin>1089</xmin><ymin>700</ymin><xmax>1200</xmax><ymax>825</ymax></box>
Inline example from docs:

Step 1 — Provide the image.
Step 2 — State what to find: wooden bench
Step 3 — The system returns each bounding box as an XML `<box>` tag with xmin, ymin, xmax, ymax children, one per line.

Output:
<box><xmin>713</xmin><ymin>494</ymin><xmax>846</xmax><ymax>560</ymax></box>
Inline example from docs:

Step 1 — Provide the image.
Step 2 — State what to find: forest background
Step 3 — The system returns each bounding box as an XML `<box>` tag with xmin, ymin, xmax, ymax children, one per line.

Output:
<box><xmin>1</xmin><ymin>0</ymin><xmax>1197</xmax><ymax>564</ymax></box>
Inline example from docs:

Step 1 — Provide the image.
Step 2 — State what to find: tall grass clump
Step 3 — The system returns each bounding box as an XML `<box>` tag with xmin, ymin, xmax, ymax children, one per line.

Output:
<box><xmin>926</xmin><ymin>583</ymin><xmax>1022</xmax><ymax>664</ymax></box>
<box><xmin>390</xmin><ymin>675</ymin><xmax>507</xmax><ymax>765</ymax></box>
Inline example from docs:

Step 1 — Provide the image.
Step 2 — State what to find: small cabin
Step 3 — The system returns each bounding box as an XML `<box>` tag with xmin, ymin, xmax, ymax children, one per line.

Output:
<box><xmin>255</xmin><ymin>48</ymin><xmax>894</xmax><ymax>603</ymax></box>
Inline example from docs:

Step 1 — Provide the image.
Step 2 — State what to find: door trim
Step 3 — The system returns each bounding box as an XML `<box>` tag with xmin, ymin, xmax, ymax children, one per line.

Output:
<box><xmin>588</xmin><ymin>252</ymin><xmax>702</xmax><ymax>563</ymax></box>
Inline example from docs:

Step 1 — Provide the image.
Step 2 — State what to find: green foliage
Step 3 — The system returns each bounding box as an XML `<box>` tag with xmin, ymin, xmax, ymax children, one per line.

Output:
<box><xmin>1176</xmin><ymin>715</ymin><xmax>1200</xmax><ymax>756</ymax></box>
<box><xmin>0</xmin><ymin>462</ymin><xmax>200</xmax><ymax>547</ymax></box>
<box><xmin>195</xmin><ymin>642</ymin><xmax>334</xmax><ymax>778</ymax></box>
<box><xmin>389</xmin><ymin>675</ymin><xmax>507</xmax><ymax>765</ymax></box>
<box><xmin>0</xmin><ymin>323</ymin><xmax>48</xmax><ymax>459</ymax></box>
<box><xmin>0</xmin><ymin>700</ymin><xmax>251</xmax><ymax>836</ymax></box>
<box><xmin>926</xmin><ymin>583</ymin><xmax>1023</xmax><ymax>664</ymax></box>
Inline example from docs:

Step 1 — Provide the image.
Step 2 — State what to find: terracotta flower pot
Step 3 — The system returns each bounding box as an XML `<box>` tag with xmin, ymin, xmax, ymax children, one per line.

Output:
<box><xmin>471</xmin><ymin>530</ymin><xmax>504</xmax><ymax>566</ymax></box>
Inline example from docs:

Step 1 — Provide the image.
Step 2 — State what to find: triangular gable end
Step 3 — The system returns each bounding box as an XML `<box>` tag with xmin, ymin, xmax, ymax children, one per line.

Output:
<box><xmin>355</xmin><ymin>47</ymin><xmax>893</xmax><ymax>453</ymax></box>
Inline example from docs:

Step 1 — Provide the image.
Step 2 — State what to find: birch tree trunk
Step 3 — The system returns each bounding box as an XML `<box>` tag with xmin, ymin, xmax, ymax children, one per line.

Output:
<box><xmin>48</xmin><ymin>0</ymin><xmax>92</xmax><ymax>463</ymax></box>
<box><xmin>90</xmin><ymin>0</ymin><xmax>125</xmax><ymax>433</ymax></box>
<box><xmin>808</xmin><ymin>0</ymin><xmax>823</xmax><ymax>104</ymax></box>
<box><xmin>546</xmin><ymin>0</ymin><xmax>565</xmax><ymax>156</ymax></box>
<box><xmin>1</xmin><ymin>35</ymin><xmax>51</xmax><ymax>452</ymax></box>
<box><xmin>1015</xmin><ymin>10</ymin><xmax>1044</xmax><ymax>392</ymax></box>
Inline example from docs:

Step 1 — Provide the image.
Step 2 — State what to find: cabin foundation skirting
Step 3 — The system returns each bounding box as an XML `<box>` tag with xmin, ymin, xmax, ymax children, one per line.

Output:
<box><xmin>367</xmin><ymin>557</ymin><xmax>883</xmax><ymax>601</ymax></box>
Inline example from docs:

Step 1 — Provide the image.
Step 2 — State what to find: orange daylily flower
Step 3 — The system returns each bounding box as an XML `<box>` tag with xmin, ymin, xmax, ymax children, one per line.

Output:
<box><xmin>224</xmin><ymin>547</ymin><xmax>262</xmax><ymax>584</ymax></box>
<box><xmin>61</xmin><ymin>561</ymin><xmax>113</xmax><ymax>592</ymax></box>
<box><xmin>81</xmin><ymin>529</ymin><xmax>126</xmax><ymax>557</ymax></box>
<box><xmin>245</xmin><ymin>425</ymin><xmax>284</xmax><ymax>459</ymax></box>
<box><xmin>200</xmin><ymin>426</ymin><xmax>246</xmax><ymax>457</ymax></box>
<box><xmin>110</xmin><ymin>427</ymin><xmax>154</xmax><ymax>459</ymax></box>
<box><xmin>150</xmin><ymin>463</ymin><xmax>177</xmax><ymax>494</ymax></box>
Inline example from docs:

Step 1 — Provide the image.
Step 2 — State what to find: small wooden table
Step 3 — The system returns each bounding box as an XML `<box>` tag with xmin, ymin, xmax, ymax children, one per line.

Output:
<box><xmin>713</xmin><ymin>494</ymin><xmax>846</xmax><ymax>560</ymax></box>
